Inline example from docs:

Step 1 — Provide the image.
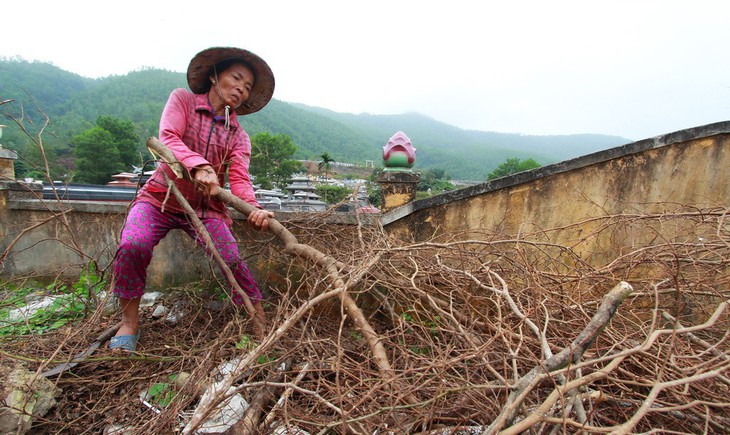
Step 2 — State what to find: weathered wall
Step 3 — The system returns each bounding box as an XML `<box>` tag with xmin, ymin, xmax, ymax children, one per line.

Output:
<box><xmin>382</xmin><ymin>122</ymin><xmax>730</xmax><ymax>269</ymax></box>
<box><xmin>0</xmin><ymin>185</ymin><xmax>374</xmax><ymax>291</ymax></box>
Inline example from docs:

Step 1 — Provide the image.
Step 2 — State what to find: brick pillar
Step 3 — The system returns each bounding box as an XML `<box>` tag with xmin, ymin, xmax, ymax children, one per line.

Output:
<box><xmin>377</xmin><ymin>170</ymin><xmax>420</xmax><ymax>213</ymax></box>
<box><xmin>0</xmin><ymin>148</ymin><xmax>17</xmax><ymax>181</ymax></box>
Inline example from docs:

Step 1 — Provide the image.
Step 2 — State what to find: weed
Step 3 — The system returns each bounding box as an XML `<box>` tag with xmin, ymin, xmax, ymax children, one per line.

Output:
<box><xmin>0</xmin><ymin>263</ymin><xmax>106</xmax><ymax>337</ymax></box>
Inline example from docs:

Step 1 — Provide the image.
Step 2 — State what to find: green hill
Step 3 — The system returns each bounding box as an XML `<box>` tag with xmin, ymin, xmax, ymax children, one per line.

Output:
<box><xmin>0</xmin><ymin>58</ymin><xmax>630</xmax><ymax>180</ymax></box>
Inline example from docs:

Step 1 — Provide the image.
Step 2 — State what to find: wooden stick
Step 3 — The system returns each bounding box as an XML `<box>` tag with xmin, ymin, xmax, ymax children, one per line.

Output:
<box><xmin>160</xmin><ymin>171</ymin><xmax>265</xmax><ymax>337</ymax></box>
<box><xmin>487</xmin><ymin>281</ymin><xmax>634</xmax><ymax>433</ymax></box>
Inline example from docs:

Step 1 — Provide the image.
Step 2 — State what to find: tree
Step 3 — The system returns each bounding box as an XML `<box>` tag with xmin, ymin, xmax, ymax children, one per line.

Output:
<box><xmin>487</xmin><ymin>157</ymin><xmax>541</xmax><ymax>180</ymax></box>
<box><xmin>72</xmin><ymin>126</ymin><xmax>124</xmax><ymax>184</ymax></box>
<box><xmin>71</xmin><ymin>116</ymin><xmax>142</xmax><ymax>184</ymax></box>
<box><xmin>315</xmin><ymin>185</ymin><xmax>351</xmax><ymax>205</ymax></box>
<box><xmin>317</xmin><ymin>152</ymin><xmax>336</xmax><ymax>202</ymax></box>
<box><xmin>95</xmin><ymin>116</ymin><xmax>141</xmax><ymax>168</ymax></box>
<box><xmin>417</xmin><ymin>167</ymin><xmax>455</xmax><ymax>195</ymax></box>
<box><xmin>250</xmin><ymin>132</ymin><xmax>303</xmax><ymax>188</ymax></box>
<box><xmin>318</xmin><ymin>152</ymin><xmax>335</xmax><ymax>180</ymax></box>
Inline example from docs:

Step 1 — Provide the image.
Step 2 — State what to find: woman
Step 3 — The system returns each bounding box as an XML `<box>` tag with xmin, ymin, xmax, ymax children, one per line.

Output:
<box><xmin>109</xmin><ymin>47</ymin><xmax>275</xmax><ymax>352</ymax></box>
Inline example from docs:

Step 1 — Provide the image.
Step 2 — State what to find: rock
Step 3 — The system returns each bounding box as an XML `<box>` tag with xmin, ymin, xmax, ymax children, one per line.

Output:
<box><xmin>0</xmin><ymin>365</ymin><xmax>61</xmax><ymax>434</ymax></box>
<box><xmin>188</xmin><ymin>381</ymin><xmax>250</xmax><ymax>434</ymax></box>
<box><xmin>140</xmin><ymin>291</ymin><xmax>162</xmax><ymax>307</ymax></box>
<box><xmin>215</xmin><ymin>356</ymin><xmax>252</xmax><ymax>381</ymax></box>
<box><xmin>151</xmin><ymin>304</ymin><xmax>168</xmax><ymax>318</ymax></box>
<box><xmin>216</xmin><ymin>357</ymin><xmax>243</xmax><ymax>378</ymax></box>
<box><xmin>173</xmin><ymin>372</ymin><xmax>191</xmax><ymax>388</ymax></box>
<box><xmin>95</xmin><ymin>291</ymin><xmax>119</xmax><ymax>316</ymax></box>
<box><xmin>5</xmin><ymin>296</ymin><xmax>59</xmax><ymax>323</ymax></box>
<box><xmin>165</xmin><ymin>300</ymin><xmax>187</xmax><ymax>323</ymax></box>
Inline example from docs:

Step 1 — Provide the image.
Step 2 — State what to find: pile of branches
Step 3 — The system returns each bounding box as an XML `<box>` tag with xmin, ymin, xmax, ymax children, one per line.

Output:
<box><xmin>197</xmin><ymin>204</ymin><xmax>728</xmax><ymax>434</ymax></box>
<box><xmin>2</xmin><ymin>201</ymin><xmax>727</xmax><ymax>434</ymax></box>
<box><xmin>0</xmin><ymin>134</ymin><xmax>727</xmax><ymax>433</ymax></box>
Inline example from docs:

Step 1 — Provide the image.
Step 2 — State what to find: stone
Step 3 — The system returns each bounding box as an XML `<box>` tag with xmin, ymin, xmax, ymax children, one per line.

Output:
<box><xmin>165</xmin><ymin>300</ymin><xmax>188</xmax><ymax>323</ymax></box>
<box><xmin>140</xmin><ymin>291</ymin><xmax>162</xmax><ymax>307</ymax></box>
<box><xmin>5</xmin><ymin>296</ymin><xmax>59</xmax><ymax>323</ymax></box>
<box><xmin>151</xmin><ymin>304</ymin><xmax>168</xmax><ymax>318</ymax></box>
<box><xmin>215</xmin><ymin>356</ymin><xmax>251</xmax><ymax>381</ymax></box>
<box><xmin>188</xmin><ymin>381</ymin><xmax>250</xmax><ymax>434</ymax></box>
<box><xmin>96</xmin><ymin>291</ymin><xmax>119</xmax><ymax>316</ymax></box>
<box><xmin>0</xmin><ymin>365</ymin><xmax>61</xmax><ymax>434</ymax></box>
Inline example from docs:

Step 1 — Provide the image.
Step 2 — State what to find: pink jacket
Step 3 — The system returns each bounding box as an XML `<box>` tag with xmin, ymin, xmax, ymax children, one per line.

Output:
<box><xmin>136</xmin><ymin>88</ymin><xmax>261</xmax><ymax>225</ymax></box>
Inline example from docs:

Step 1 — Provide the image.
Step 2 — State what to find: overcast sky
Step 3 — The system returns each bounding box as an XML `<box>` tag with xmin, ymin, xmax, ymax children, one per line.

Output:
<box><xmin>3</xmin><ymin>0</ymin><xmax>729</xmax><ymax>140</ymax></box>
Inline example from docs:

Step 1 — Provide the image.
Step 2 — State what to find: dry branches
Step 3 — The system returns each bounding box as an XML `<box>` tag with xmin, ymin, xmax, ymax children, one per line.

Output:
<box><xmin>1</xmin><ymin>137</ymin><xmax>728</xmax><ymax>433</ymax></box>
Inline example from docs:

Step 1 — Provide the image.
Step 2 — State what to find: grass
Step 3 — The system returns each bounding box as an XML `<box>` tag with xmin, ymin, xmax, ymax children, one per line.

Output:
<box><xmin>0</xmin><ymin>263</ymin><xmax>106</xmax><ymax>337</ymax></box>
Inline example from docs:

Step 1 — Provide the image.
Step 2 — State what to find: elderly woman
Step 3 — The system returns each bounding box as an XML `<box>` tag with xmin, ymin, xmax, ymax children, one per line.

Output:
<box><xmin>109</xmin><ymin>47</ymin><xmax>275</xmax><ymax>352</ymax></box>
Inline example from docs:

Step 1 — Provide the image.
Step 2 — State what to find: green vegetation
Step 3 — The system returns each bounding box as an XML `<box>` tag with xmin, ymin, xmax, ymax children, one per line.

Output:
<box><xmin>249</xmin><ymin>132</ymin><xmax>303</xmax><ymax>189</ymax></box>
<box><xmin>145</xmin><ymin>378</ymin><xmax>178</xmax><ymax>408</ymax></box>
<box><xmin>0</xmin><ymin>263</ymin><xmax>105</xmax><ymax>337</ymax></box>
<box><xmin>235</xmin><ymin>334</ymin><xmax>278</xmax><ymax>364</ymax></box>
<box><xmin>487</xmin><ymin>157</ymin><xmax>541</xmax><ymax>180</ymax></box>
<box><xmin>417</xmin><ymin>168</ymin><xmax>455</xmax><ymax>198</ymax></box>
<box><xmin>235</xmin><ymin>334</ymin><xmax>257</xmax><ymax>351</ymax></box>
<box><xmin>317</xmin><ymin>152</ymin><xmax>336</xmax><ymax>202</ymax></box>
<box><xmin>73</xmin><ymin>116</ymin><xmax>141</xmax><ymax>184</ymax></box>
<box><xmin>318</xmin><ymin>152</ymin><xmax>335</xmax><ymax>178</ymax></box>
<box><xmin>315</xmin><ymin>185</ymin><xmax>352</xmax><ymax>205</ymax></box>
<box><xmin>1</xmin><ymin>58</ymin><xmax>630</xmax><ymax>182</ymax></box>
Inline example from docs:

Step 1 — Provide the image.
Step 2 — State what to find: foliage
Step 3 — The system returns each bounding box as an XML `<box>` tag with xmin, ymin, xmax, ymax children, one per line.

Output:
<box><xmin>315</xmin><ymin>185</ymin><xmax>352</xmax><ymax>205</ymax></box>
<box><xmin>71</xmin><ymin>115</ymin><xmax>148</xmax><ymax>184</ymax></box>
<box><xmin>250</xmin><ymin>132</ymin><xmax>303</xmax><ymax>188</ymax></box>
<box><xmin>0</xmin><ymin>263</ymin><xmax>105</xmax><ymax>337</ymax></box>
<box><xmin>318</xmin><ymin>152</ymin><xmax>335</xmax><ymax>176</ymax></box>
<box><xmin>487</xmin><ymin>157</ymin><xmax>541</xmax><ymax>180</ymax></box>
<box><xmin>146</xmin><ymin>382</ymin><xmax>177</xmax><ymax>408</ymax></box>
<box><xmin>72</xmin><ymin>127</ymin><xmax>121</xmax><ymax>184</ymax></box>
<box><xmin>417</xmin><ymin>167</ymin><xmax>455</xmax><ymax>195</ymax></box>
<box><xmin>96</xmin><ymin>116</ymin><xmax>142</xmax><ymax>168</ymax></box>
<box><xmin>366</xmin><ymin>169</ymin><xmax>383</xmax><ymax>207</ymax></box>
<box><xmin>236</xmin><ymin>335</ymin><xmax>276</xmax><ymax>364</ymax></box>
<box><xmin>235</xmin><ymin>334</ymin><xmax>257</xmax><ymax>351</ymax></box>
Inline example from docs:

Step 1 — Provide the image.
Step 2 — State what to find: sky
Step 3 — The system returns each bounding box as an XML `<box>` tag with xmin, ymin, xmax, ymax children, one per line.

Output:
<box><xmin>3</xmin><ymin>0</ymin><xmax>729</xmax><ymax>141</ymax></box>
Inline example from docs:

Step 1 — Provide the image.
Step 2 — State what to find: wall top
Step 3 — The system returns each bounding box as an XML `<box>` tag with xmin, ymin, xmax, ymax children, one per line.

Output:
<box><xmin>0</xmin><ymin>148</ymin><xmax>17</xmax><ymax>159</ymax></box>
<box><xmin>380</xmin><ymin>120</ymin><xmax>730</xmax><ymax>226</ymax></box>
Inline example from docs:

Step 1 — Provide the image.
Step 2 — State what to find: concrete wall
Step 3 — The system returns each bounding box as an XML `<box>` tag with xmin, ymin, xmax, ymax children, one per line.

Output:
<box><xmin>381</xmin><ymin>121</ymin><xmax>730</xmax><ymax>269</ymax></box>
<box><xmin>0</xmin><ymin>183</ymin><xmax>375</xmax><ymax>290</ymax></box>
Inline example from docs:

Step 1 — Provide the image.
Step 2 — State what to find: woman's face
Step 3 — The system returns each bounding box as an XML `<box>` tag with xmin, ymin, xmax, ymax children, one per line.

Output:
<box><xmin>209</xmin><ymin>63</ymin><xmax>255</xmax><ymax>111</ymax></box>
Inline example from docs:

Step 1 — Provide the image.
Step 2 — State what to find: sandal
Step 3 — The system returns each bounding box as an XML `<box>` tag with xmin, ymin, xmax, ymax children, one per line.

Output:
<box><xmin>109</xmin><ymin>332</ymin><xmax>140</xmax><ymax>353</ymax></box>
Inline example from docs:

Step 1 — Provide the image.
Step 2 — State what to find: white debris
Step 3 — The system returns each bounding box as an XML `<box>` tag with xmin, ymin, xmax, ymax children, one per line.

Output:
<box><xmin>140</xmin><ymin>291</ymin><xmax>162</xmax><ymax>307</ymax></box>
<box><xmin>151</xmin><ymin>304</ymin><xmax>168</xmax><ymax>318</ymax></box>
<box><xmin>187</xmin><ymin>381</ymin><xmax>250</xmax><ymax>434</ymax></box>
<box><xmin>5</xmin><ymin>296</ymin><xmax>59</xmax><ymax>322</ymax></box>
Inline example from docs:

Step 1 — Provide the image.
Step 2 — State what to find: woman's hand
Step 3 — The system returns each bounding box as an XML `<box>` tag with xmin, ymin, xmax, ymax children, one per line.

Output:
<box><xmin>193</xmin><ymin>165</ymin><xmax>220</xmax><ymax>196</ymax></box>
<box><xmin>248</xmin><ymin>209</ymin><xmax>275</xmax><ymax>231</ymax></box>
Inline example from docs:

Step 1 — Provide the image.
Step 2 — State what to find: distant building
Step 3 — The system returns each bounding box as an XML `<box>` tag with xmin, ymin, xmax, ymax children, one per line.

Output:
<box><xmin>281</xmin><ymin>174</ymin><xmax>327</xmax><ymax>211</ymax></box>
<box><xmin>255</xmin><ymin>188</ymin><xmax>286</xmax><ymax>211</ymax></box>
<box><xmin>107</xmin><ymin>172</ymin><xmax>138</xmax><ymax>187</ymax></box>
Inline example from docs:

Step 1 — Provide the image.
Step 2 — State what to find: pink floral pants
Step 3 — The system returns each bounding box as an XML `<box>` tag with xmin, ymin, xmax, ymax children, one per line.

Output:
<box><xmin>112</xmin><ymin>201</ymin><xmax>261</xmax><ymax>304</ymax></box>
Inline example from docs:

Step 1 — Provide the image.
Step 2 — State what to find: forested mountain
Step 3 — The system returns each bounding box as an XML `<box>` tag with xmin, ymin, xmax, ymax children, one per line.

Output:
<box><xmin>0</xmin><ymin>58</ymin><xmax>631</xmax><ymax>180</ymax></box>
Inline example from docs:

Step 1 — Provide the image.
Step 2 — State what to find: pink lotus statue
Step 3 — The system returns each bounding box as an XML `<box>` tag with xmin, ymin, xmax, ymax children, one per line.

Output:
<box><xmin>382</xmin><ymin>131</ymin><xmax>416</xmax><ymax>171</ymax></box>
